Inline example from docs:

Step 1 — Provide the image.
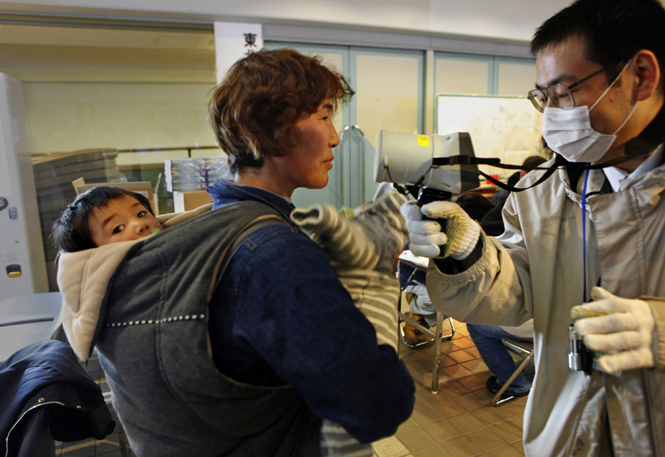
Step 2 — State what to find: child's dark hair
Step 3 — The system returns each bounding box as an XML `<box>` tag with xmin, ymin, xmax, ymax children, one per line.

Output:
<box><xmin>52</xmin><ymin>186</ymin><xmax>155</xmax><ymax>254</ymax></box>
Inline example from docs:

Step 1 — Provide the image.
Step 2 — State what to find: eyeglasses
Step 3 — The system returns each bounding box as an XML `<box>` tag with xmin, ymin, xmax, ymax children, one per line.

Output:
<box><xmin>527</xmin><ymin>61</ymin><xmax>626</xmax><ymax>113</ymax></box>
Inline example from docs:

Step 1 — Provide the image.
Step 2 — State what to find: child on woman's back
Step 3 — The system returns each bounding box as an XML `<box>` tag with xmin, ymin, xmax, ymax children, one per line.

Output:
<box><xmin>52</xmin><ymin>186</ymin><xmax>163</xmax><ymax>253</ymax></box>
<box><xmin>54</xmin><ymin>185</ymin><xmax>408</xmax><ymax>457</ymax></box>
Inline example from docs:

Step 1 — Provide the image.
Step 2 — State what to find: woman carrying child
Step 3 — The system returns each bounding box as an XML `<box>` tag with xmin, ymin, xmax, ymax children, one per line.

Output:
<box><xmin>56</xmin><ymin>49</ymin><xmax>415</xmax><ymax>457</ymax></box>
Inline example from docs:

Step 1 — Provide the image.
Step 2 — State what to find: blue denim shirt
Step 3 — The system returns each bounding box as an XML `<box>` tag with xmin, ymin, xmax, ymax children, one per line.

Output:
<box><xmin>207</xmin><ymin>179</ymin><xmax>415</xmax><ymax>443</ymax></box>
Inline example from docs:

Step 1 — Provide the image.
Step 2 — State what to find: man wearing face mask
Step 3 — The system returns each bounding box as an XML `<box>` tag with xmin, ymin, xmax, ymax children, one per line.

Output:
<box><xmin>401</xmin><ymin>0</ymin><xmax>665</xmax><ymax>456</ymax></box>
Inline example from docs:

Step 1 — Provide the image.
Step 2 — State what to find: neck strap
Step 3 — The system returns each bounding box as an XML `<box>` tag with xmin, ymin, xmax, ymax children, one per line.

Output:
<box><xmin>488</xmin><ymin>105</ymin><xmax>665</xmax><ymax>192</ymax></box>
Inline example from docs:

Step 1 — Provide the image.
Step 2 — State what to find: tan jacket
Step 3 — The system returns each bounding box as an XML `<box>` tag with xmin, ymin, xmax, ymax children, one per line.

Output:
<box><xmin>427</xmin><ymin>157</ymin><xmax>665</xmax><ymax>457</ymax></box>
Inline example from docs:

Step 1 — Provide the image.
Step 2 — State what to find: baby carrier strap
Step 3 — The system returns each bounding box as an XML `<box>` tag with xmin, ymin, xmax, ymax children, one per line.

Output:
<box><xmin>206</xmin><ymin>212</ymin><xmax>291</xmax><ymax>302</ymax></box>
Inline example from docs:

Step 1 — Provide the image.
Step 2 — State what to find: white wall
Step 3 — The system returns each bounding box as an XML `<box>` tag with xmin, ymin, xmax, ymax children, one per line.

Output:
<box><xmin>23</xmin><ymin>82</ymin><xmax>218</xmax><ymax>165</ymax></box>
<box><xmin>0</xmin><ymin>0</ymin><xmax>546</xmax><ymax>193</ymax></box>
<box><xmin>0</xmin><ymin>0</ymin><xmax>574</xmax><ymax>42</ymax></box>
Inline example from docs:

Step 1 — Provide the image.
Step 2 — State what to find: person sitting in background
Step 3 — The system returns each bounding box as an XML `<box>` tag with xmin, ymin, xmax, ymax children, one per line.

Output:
<box><xmin>466</xmin><ymin>320</ymin><xmax>534</xmax><ymax>398</ymax></box>
<box><xmin>403</xmin><ymin>192</ymin><xmax>497</xmax><ymax>344</ymax></box>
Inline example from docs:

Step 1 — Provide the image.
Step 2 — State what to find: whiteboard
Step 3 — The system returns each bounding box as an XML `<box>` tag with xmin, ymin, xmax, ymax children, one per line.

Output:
<box><xmin>437</xmin><ymin>95</ymin><xmax>543</xmax><ymax>175</ymax></box>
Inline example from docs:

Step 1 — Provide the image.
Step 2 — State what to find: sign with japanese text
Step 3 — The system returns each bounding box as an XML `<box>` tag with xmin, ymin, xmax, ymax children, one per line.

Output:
<box><xmin>213</xmin><ymin>22</ymin><xmax>263</xmax><ymax>84</ymax></box>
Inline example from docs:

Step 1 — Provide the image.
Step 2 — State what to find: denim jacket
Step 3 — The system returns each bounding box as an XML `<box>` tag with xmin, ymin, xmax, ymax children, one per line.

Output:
<box><xmin>208</xmin><ymin>180</ymin><xmax>415</xmax><ymax>444</ymax></box>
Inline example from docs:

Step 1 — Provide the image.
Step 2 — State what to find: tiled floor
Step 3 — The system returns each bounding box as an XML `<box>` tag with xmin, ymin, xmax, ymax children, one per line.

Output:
<box><xmin>372</xmin><ymin>319</ymin><xmax>531</xmax><ymax>457</ymax></box>
<box><xmin>59</xmin><ymin>319</ymin><xmax>531</xmax><ymax>457</ymax></box>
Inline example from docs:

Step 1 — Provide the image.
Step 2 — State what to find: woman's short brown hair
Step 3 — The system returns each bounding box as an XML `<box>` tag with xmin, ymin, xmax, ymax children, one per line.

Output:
<box><xmin>209</xmin><ymin>49</ymin><xmax>355</xmax><ymax>174</ymax></box>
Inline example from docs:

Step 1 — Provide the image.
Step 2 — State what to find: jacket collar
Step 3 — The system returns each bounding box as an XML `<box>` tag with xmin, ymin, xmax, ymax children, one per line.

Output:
<box><xmin>208</xmin><ymin>179</ymin><xmax>296</xmax><ymax>224</ymax></box>
<box><xmin>603</xmin><ymin>144</ymin><xmax>665</xmax><ymax>192</ymax></box>
<box><xmin>557</xmin><ymin>144</ymin><xmax>665</xmax><ymax>197</ymax></box>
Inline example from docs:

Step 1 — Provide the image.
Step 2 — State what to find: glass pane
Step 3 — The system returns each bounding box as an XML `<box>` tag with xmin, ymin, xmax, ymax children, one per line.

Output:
<box><xmin>1</xmin><ymin>22</ymin><xmax>218</xmax><ymax>215</ymax></box>
<box><xmin>436</xmin><ymin>58</ymin><xmax>490</xmax><ymax>95</ymax></box>
<box><xmin>497</xmin><ymin>61</ymin><xmax>536</xmax><ymax>97</ymax></box>
<box><xmin>356</xmin><ymin>53</ymin><xmax>421</xmax><ymax>147</ymax></box>
<box><xmin>24</xmin><ymin>83</ymin><xmax>217</xmax><ymax>161</ymax></box>
<box><xmin>0</xmin><ymin>22</ymin><xmax>217</xmax><ymax>289</ymax></box>
<box><xmin>354</xmin><ymin>51</ymin><xmax>422</xmax><ymax>207</ymax></box>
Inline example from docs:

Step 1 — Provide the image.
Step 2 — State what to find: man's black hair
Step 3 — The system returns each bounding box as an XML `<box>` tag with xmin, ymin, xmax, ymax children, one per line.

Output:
<box><xmin>530</xmin><ymin>0</ymin><xmax>665</xmax><ymax>92</ymax></box>
<box><xmin>51</xmin><ymin>186</ymin><xmax>155</xmax><ymax>254</ymax></box>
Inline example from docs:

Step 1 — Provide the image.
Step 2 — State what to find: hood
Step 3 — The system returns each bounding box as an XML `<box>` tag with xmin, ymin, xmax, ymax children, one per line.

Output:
<box><xmin>58</xmin><ymin>240</ymin><xmax>141</xmax><ymax>361</ymax></box>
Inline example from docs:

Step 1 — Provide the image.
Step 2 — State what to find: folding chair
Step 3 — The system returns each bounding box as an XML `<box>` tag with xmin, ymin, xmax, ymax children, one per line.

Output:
<box><xmin>490</xmin><ymin>336</ymin><xmax>535</xmax><ymax>407</ymax></box>
<box><xmin>397</xmin><ymin>252</ymin><xmax>455</xmax><ymax>394</ymax></box>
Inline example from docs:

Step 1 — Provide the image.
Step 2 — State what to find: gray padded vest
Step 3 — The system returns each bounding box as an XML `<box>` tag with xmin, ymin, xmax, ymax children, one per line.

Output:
<box><xmin>95</xmin><ymin>201</ymin><xmax>320</xmax><ymax>457</ymax></box>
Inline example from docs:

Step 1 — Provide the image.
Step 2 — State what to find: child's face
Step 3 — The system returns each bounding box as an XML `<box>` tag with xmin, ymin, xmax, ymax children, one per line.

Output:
<box><xmin>88</xmin><ymin>195</ymin><xmax>163</xmax><ymax>247</ymax></box>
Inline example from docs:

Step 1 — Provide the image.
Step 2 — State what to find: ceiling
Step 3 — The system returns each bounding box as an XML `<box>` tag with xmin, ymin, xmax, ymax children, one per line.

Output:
<box><xmin>3</xmin><ymin>0</ymin><xmax>664</xmax><ymax>84</ymax></box>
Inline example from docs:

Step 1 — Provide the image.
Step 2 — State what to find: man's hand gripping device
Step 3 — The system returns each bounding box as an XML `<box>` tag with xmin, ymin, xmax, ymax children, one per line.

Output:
<box><xmin>374</xmin><ymin>131</ymin><xmax>482</xmax><ymax>260</ymax></box>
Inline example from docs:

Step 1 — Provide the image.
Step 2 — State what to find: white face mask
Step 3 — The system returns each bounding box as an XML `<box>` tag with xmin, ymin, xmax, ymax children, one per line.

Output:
<box><xmin>542</xmin><ymin>61</ymin><xmax>637</xmax><ymax>163</ymax></box>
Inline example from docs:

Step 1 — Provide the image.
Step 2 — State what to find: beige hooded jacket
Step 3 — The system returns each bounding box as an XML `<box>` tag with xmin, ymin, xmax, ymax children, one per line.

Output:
<box><xmin>427</xmin><ymin>157</ymin><xmax>665</xmax><ymax>457</ymax></box>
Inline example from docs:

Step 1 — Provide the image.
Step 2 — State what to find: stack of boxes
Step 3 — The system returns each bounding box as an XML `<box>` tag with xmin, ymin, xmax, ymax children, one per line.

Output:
<box><xmin>32</xmin><ymin>149</ymin><xmax>124</xmax><ymax>290</ymax></box>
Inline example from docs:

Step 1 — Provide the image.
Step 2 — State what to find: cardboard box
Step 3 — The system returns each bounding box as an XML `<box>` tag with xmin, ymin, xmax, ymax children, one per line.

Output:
<box><xmin>173</xmin><ymin>190</ymin><xmax>213</xmax><ymax>212</ymax></box>
<box><xmin>72</xmin><ymin>175</ymin><xmax>162</xmax><ymax>216</ymax></box>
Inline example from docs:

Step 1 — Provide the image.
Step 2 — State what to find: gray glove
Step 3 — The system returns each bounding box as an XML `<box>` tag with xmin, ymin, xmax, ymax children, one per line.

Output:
<box><xmin>400</xmin><ymin>200</ymin><xmax>480</xmax><ymax>260</ymax></box>
<box><xmin>571</xmin><ymin>286</ymin><xmax>655</xmax><ymax>373</ymax></box>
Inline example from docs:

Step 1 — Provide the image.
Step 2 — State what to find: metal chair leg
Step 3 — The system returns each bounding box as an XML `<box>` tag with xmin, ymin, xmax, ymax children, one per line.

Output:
<box><xmin>398</xmin><ymin>312</ymin><xmax>455</xmax><ymax>348</ymax></box>
<box><xmin>396</xmin><ymin>258</ymin><xmax>456</xmax><ymax>394</ymax></box>
<box><xmin>490</xmin><ymin>350</ymin><xmax>534</xmax><ymax>406</ymax></box>
<box><xmin>398</xmin><ymin>309</ymin><xmax>455</xmax><ymax>394</ymax></box>
<box><xmin>431</xmin><ymin>312</ymin><xmax>444</xmax><ymax>394</ymax></box>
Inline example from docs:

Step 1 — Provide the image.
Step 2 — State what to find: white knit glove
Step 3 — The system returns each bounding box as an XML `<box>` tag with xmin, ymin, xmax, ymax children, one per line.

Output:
<box><xmin>400</xmin><ymin>200</ymin><xmax>480</xmax><ymax>260</ymax></box>
<box><xmin>571</xmin><ymin>286</ymin><xmax>655</xmax><ymax>373</ymax></box>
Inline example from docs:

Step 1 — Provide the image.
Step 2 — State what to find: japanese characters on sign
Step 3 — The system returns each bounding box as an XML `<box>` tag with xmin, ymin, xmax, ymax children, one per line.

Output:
<box><xmin>213</xmin><ymin>22</ymin><xmax>264</xmax><ymax>83</ymax></box>
<box><xmin>244</xmin><ymin>33</ymin><xmax>258</xmax><ymax>55</ymax></box>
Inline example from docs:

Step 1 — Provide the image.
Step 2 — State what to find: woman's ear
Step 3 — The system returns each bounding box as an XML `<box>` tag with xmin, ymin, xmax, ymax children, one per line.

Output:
<box><xmin>633</xmin><ymin>49</ymin><xmax>661</xmax><ymax>102</ymax></box>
